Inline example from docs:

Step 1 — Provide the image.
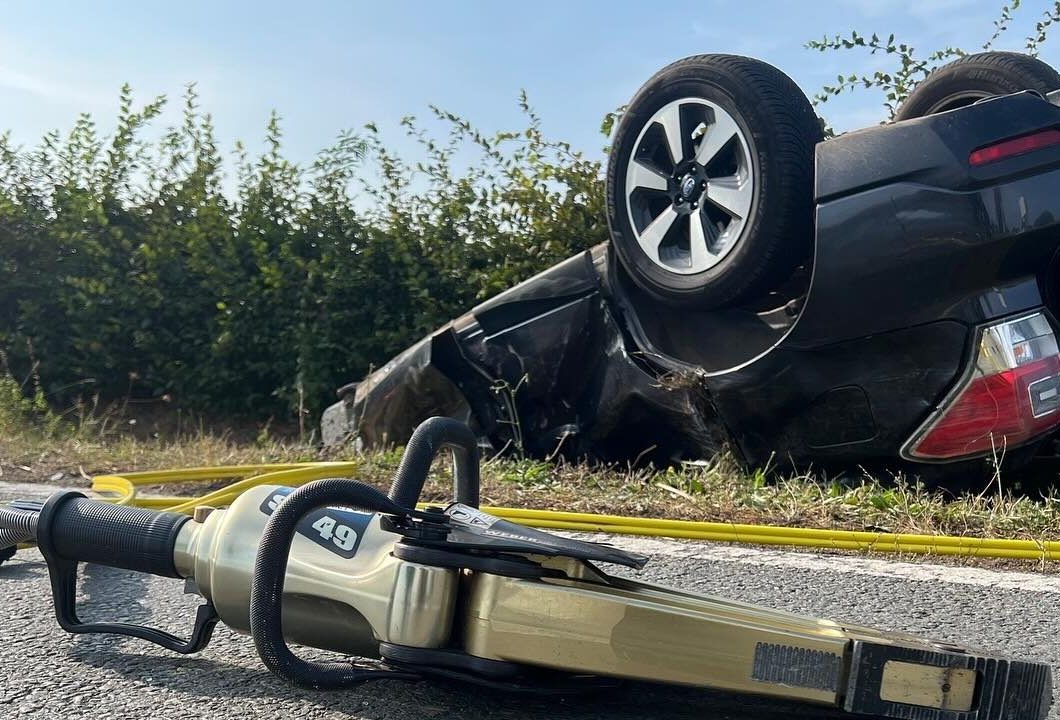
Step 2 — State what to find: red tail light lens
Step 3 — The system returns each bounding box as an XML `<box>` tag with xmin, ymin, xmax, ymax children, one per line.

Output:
<box><xmin>969</xmin><ymin>129</ymin><xmax>1060</xmax><ymax>166</ymax></box>
<box><xmin>905</xmin><ymin>312</ymin><xmax>1060</xmax><ymax>460</ymax></box>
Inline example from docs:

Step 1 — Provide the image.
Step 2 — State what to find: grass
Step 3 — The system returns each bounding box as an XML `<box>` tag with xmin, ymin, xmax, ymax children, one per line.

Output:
<box><xmin>5</xmin><ymin>398</ymin><xmax>1060</xmax><ymax>549</ymax></box>
<box><xmin>5</xmin><ymin>370</ymin><xmax>1060</xmax><ymax>555</ymax></box>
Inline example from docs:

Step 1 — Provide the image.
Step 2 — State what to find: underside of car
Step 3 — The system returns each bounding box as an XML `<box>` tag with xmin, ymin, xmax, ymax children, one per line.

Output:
<box><xmin>323</xmin><ymin>52</ymin><xmax>1060</xmax><ymax>483</ymax></box>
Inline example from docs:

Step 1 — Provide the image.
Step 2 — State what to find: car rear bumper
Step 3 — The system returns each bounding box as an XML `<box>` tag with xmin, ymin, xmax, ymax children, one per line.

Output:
<box><xmin>708</xmin><ymin>130</ymin><xmax>1060</xmax><ymax>470</ymax></box>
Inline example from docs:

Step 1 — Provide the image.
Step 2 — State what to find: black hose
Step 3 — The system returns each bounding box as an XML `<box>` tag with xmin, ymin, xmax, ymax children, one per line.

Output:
<box><xmin>0</xmin><ymin>506</ymin><xmax>38</xmax><ymax>549</ymax></box>
<box><xmin>249</xmin><ymin>478</ymin><xmax>421</xmax><ymax>689</ymax></box>
<box><xmin>387</xmin><ymin>417</ymin><xmax>480</xmax><ymax>509</ymax></box>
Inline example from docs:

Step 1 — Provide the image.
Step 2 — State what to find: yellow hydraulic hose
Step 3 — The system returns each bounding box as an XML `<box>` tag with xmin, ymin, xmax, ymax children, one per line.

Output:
<box><xmin>89</xmin><ymin>463</ymin><xmax>1060</xmax><ymax>561</ymax></box>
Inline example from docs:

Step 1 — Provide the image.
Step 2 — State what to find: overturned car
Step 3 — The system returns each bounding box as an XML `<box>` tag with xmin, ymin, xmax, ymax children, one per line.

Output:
<box><xmin>324</xmin><ymin>52</ymin><xmax>1060</xmax><ymax>481</ymax></box>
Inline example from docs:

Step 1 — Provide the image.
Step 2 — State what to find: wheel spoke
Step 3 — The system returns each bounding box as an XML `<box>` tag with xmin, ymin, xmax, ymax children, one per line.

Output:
<box><xmin>694</xmin><ymin>111</ymin><xmax>739</xmax><ymax>167</ymax></box>
<box><xmin>629</xmin><ymin>160</ymin><xmax>669</xmax><ymax>193</ymax></box>
<box><xmin>657</xmin><ymin>103</ymin><xmax>686</xmax><ymax>168</ymax></box>
<box><xmin>689</xmin><ymin>212</ymin><xmax>713</xmax><ymax>270</ymax></box>
<box><xmin>705</xmin><ymin>175</ymin><xmax>752</xmax><ymax>220</ymax></box>
<box><xmin>637</xmin><ymin>206</ymin><xmax>679</xmax><ymax>257</ymax></box>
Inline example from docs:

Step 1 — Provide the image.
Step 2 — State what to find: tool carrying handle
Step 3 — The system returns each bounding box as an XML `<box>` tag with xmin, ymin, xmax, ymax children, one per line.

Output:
<box><xmin>250</xmin><ymin>478</ymin><xmax>420</xmax><ymax>689</ymax></box>
<box><xmin>387</xmin><ymin>416</ymin><xmax>481</xmax><ymax>509</ymax></box>
<box><xmin>35</xmin><ymin>491</ymin><xmax>219</xmax><ymax>653</ymax></box>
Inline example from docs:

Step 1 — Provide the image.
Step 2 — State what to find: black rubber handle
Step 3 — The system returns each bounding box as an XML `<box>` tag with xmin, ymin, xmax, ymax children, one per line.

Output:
<box><xmin>250</xmin><ymin>478</ymin><xmax>419</xmax><ymax>689</ymax></box>
<box><xmin>35</xmin><ymin>491</ymin><xmax>218</xmax><ymax>654</ymax></box>
<box><xmin>37</xmin><ymin>492</ymin><xmax>189</xmax><ymax>578</ymax></box>
<box><xmin>387</xmin><ymin>417</ymin><xmax>480</xmax><ymax>509</ymax></box>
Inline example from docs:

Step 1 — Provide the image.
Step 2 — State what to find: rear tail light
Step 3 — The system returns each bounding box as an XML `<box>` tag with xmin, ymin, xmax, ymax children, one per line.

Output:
<box><xmin>968</xmin><ymin>128</ymin><xmax>1060</xmax><ymax>166</ymax></box>
<box><xmin>904</xmin><ymin>312</ymin><xmax>1060</xmax><ymax>461</ymax></box>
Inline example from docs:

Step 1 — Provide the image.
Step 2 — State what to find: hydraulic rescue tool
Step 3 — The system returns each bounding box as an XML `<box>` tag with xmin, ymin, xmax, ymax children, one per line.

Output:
<box><xmin>0</xmin><ymin>418</ymin><xmax>1053</xmax><ymax>719</ymax></box>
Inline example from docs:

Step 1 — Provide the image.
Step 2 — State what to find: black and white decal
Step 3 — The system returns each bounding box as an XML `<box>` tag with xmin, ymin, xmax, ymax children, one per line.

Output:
<box><xmin>259</xmin><ymin>487</ymin><xmax>373</xmax><ymax>559</ymax></box>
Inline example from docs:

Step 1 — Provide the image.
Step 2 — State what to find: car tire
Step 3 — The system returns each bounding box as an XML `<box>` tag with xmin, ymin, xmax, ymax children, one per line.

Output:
<box><xmin>894</xmin><ymin>51</ymin><xmax>1060</xmax><ymax>121</ymax></box>
<box><xmin>606</xmin><ymin>54</ymin><xmax>823</xmax><ymax>308</ymax></box>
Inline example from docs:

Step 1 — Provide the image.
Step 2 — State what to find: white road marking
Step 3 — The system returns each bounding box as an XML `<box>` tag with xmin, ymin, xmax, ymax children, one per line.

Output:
<box><xmin>0</xmin><ymin>481</ymin><xmax>75</xmax><ymax>498</ymax></box>
<box><xmin>572</xmin><ymin>532</ymin><xmax>1060</xmax><ymax>594</ymax></box>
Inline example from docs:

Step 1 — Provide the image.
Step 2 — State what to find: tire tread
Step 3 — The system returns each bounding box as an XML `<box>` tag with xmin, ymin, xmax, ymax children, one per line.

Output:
<box><xmin>894</xmin><ymin>51</ymin><xmax>1060</xmax><ymax>120</ymax></box>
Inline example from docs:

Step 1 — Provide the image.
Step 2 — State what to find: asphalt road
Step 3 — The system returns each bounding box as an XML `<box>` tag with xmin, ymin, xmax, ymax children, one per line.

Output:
<box><xmin>2</xmin><ymin>483</ymin><xmax>1059</xmax><ymax>720</ymax></box>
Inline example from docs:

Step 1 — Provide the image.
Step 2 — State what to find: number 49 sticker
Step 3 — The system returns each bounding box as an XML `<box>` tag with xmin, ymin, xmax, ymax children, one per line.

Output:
<box><xmin>260</xmin><ymin>488</ymin><xmax>372</xmax><ymax>559</ymax></box>
<box><xmin>310</xmin><ymin>515</ymin><xmax>358</xmax><ymax>552</ymax></box>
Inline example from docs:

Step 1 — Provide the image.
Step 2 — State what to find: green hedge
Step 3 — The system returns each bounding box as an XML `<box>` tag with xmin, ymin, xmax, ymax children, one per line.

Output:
<box><xmin>0</xmin><ymin>86</ymin><xmax>607</xmax><ymax>422</ymax></box>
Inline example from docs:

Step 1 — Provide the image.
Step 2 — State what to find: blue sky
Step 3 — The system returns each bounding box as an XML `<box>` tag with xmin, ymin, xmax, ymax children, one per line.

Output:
<box><xmin>3</xmin><ymin>0</ymin><xmax>1059</xmax><ymax>180</ymax></box>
